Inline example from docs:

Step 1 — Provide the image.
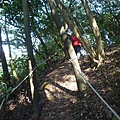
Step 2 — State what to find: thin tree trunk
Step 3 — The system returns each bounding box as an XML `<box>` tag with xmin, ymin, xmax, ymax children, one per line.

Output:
<box><xmin>0</xmin><ymin>27</ymin><xmax>11</xmax><ymax>86</ymax></box>
<box><xmin>81</xmin><ymin>0</ymin><xmax>105</xmax><ymax>67</ymax></box>
<box><xmin>54</xmin><ymin>0</ymin><xmax>98</xmax><ymax>65</ymax></box>
<box><xmin>22</xmin><ymin>0</ymin><xmax>39</xmax><ymax>108</ymax></box>
<box><xmin>4</xmin><ymin>25</ymin><xmax>19</xmax><ymax>82</ymax></box>
<box><xmin>48</xmin><ymin>0</ymin><xmax>86</xmax><ymax>93</ymax></box>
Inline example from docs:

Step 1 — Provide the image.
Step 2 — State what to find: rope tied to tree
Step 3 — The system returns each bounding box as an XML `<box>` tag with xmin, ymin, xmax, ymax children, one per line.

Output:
<box><xmin>0</xmin><ymin>48</ymin><xmax>120</xmax><ymax>120</ymax></box>
<box><xmin>69</xmin><ymin>59</ymin><xmax>120</xmax><ymax>120</ymax></box>
<box><xmin>0</xmin><ymin>48</ymin><xmax>62</xmax><ymax>110</ymax></box>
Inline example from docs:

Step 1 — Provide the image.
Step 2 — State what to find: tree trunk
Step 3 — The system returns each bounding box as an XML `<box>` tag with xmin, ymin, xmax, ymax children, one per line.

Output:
<box><xmin>4</xmin><ymin>24</ymin><xmax>19</xmax><ymax>82</ymax></box>
<box><xmin>54</xmin><ymin>0</ymin><xmax>97</xmax><ymax>64</ymax></box>
<box><xmin>22</xmin><ymin>0</ymin><xmax>39</xmax><ymax>108</ymax></box>
<box><xmin>0</xmin><ymin>27</ymin><xmax>11</xmax><ymax>86</ymax></box>
<box><xmin>48</xmin><ymin>0</ymin><xmax>86</xmax><ymax>93</ymax></box>
<box><xmin>81</xmin><ymin>0</ymin><xmax>105</xmax><ymax>67</ymax></box>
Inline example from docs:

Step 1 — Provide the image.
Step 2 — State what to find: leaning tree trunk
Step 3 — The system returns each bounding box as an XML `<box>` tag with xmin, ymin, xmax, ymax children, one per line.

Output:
<box><xmin>54</xmin><ymin>0</ymin><xmax>98</xmax><ymax>65</ymax></box>
<box><xmin>48</xmin><ymin>0</ymin><xmax>86</xmax><ymax>94</ymax></box>
<box><xmin>4</xmin><ymin>24</ymin><xmax>19</xmax><ymax>82</ymax></box>
<box><xmin>22</xmin><ymin>0</ymin><xmax>39</xmax><ymax>108</ymax></box>
<box><xmin>0</xmin><ymin>27</ymin><xmax>11</xmax><ymax>86</ymax></box>
<box><xmin>81</xmin><ymin>0</ymin><xmax>105</xmax><ymax>67</ymax></box>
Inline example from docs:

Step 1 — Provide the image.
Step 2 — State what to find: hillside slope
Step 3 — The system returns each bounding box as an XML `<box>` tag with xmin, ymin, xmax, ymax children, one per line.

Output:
<box><xmin>4</xmin><ymin>45</ymin><xmax>120</xmax><ymax>120</ymax></box>
<box><xmin>39</xmin><ymin>45</ymin><xmax>120</xmax><ymax>120</ymax></box>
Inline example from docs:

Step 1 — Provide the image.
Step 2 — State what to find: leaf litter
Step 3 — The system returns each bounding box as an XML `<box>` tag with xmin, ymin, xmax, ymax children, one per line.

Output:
<box><xmin>2</xmin><ymin>45</ymin><xmax>120</xmax><ymax>120</ymax></box>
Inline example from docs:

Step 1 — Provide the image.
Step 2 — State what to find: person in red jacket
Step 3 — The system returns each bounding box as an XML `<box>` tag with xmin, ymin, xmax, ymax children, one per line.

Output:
<box><xmin>72</xmin><ymin>35</ymin><xmax>82</xmax><ymax>60</ymax></box>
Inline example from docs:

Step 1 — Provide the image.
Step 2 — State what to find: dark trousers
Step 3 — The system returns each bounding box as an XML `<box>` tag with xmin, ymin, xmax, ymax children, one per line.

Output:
<box><xmin>73</xmin><ymin>45</ymin><xmax>81</xmax><ymax>60</ymax></box>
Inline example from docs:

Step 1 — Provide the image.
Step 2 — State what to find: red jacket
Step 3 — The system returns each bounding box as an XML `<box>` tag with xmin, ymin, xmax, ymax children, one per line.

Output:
<box><xmin>72</xmin><ymin>36</ymin><xmax>82</xmax><ymax>46</ymax></box>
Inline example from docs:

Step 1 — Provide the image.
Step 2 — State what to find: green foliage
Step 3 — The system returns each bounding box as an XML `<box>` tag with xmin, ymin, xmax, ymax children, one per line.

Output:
<box><xmin>0</xmin><ymin>81</ymin><xmax>12</xmax><ymax>99</ymax></box>
<box><xmin>46</xmin><ymin>39</ymin><xmax>59</xmax><ymax>55</ymax></box>
<box><xmin>2</xmin><ymin>0</ymin><xmax>23</xmax><ymax>27</ymax></box>
<box><xmin>1</xmin><ymin>0</ymin><xmax>120</xmax><ymax>46</ymax></box>
<box><xmin>46</xmin><ymin>40</ymin><xmax>64</xmax><ymax>62</ymax></box>
<box><xmin>1</xmin><ymin>0</ymin><xmax>120</xmax><ymax>79</ymax></box>
<box><xmin>0</xmin><ymin>56</ymin><xmax>26</xmax><ymax>86</ymax></box>
<box><xmin>0</xmin><ymin>69</ymin><xmax>4</xmax><ymax>80</ymax></box>
<box><xmin>35</xmin><ymin>38</ymin><xmax>64</xmax><ymax>72</ymax></box>
<box><xmin>0</xmin><ymin>81</ymin><xmax>7</xmax><ymax>98</ymax></box>
<box><xmin>91</xmin><ymin>0</ymin><xmax>120</xmax><ymax>45</ymax></box>
<box><xmin>9</xmin><ymin>55</ymin><xmax>28</xmax><ymax>82</ymax></box>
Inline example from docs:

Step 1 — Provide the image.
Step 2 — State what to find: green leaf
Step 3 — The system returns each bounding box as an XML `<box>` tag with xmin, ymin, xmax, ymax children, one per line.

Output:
<box><xmin>59</xmin><ymin>105</ymin><xmax>64</xmax><ymax>109</ymax></box>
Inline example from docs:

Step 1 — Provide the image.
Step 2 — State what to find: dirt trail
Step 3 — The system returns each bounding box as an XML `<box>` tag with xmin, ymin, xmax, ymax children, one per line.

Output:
<box><xmin>4</xmin><ymin>45</ymin><xmax>120</xmax><ymax>120</ymax></box>
<box><xmin>40</xmin><ymin>61</ymin><xmax>78</xmax><ymax>120</ymax></box>
<box><xmin>40</xmin><ymin>45</ymin><xmax>120</xmax><ymax>120</ymax></box>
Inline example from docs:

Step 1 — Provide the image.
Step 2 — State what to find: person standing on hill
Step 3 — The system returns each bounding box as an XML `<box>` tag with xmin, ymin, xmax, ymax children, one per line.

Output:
<box><xmin>72</xmin><ymin>35</ymin><xmax>82</xmax><ymax>60</ymax></box>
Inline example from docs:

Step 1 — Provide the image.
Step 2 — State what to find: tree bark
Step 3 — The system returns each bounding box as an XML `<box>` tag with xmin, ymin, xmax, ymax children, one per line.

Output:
<box><xmin>4</xmin><ymin>24</ymin><xmax>19</xmax><ymax>82</ymax></box>
<box><xmin>81</xmin><ymin>0</ymin><xmax>105</xmax><ymax>67</ymax></box>
<box><xmin>54</xmin><ymin>0</ymin><xmax>105</xmax><ymax>68</ymax></box>
<box><xmin>54</xmin><ymin>0</ymin><xmax>97</xmax><ymax>64</ymax></box>
<box><xmin>0</xmin><ymin>27</ymin><xmax>11</xmax><ymax>86</ymax></box>
<box><xmin>22</xmin><ymin>0</ymin><xmax>39</xmax><ymax>108</ymax></box>
<box><xmin>48</xmin><ymin>0</ymin><xmax>86</xmax><ymax>93</ymax></box>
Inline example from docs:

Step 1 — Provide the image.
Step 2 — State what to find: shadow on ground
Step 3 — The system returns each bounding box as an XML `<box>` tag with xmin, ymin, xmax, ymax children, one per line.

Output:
<box><xmin>2</xmin><ymin>45</ymin><xmax>120</xmax><ymax>120</ymax></box>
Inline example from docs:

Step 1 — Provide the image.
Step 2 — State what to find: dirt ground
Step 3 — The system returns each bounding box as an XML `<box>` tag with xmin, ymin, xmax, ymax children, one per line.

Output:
<box><xmin>1</xmin><ymin>45</ymin><xmax>120</xmax><ymax>120</ymax></box>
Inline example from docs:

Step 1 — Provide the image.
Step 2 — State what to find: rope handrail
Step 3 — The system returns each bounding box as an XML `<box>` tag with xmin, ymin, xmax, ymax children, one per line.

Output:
<box><xmin>1</xmin><ymin>48</ymin><xmax>119</xmax><ymax>120</ymax></box>
<box><xmin>0</xmin><ymin>99</ymin><xmax>5</xmax><ymax>110</ymax></box>
<box><xmin>69</xmin><ymin>58</ymin><xmax>120</xmax><ymax>120</ymax></box>
<box><xmin>0</xmin><ymin>48</ymin><xmax>62</xmax><ymax>110</ymax></box>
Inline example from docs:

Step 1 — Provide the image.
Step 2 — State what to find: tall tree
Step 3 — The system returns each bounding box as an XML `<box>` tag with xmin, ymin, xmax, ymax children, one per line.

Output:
<box><xmin>4</xmin><ymin>15</ymin><xmax>19</xmax><ymax>82</ymax></box>
<box><xmin>81</xmin><ymin>0</ymin><xmax>105</xmax><ymax>67</ymax></box>
<box><xmin>22</xmin><ymin>0</ymin><xmax>39</xmax><ymax>108</ymax></box>
<box><xmin>53</xmin><ymin>0</ymin><xmax>96</xmax><ymax>62</ymax></box>
<box><xmin>0</xmin><ymin>27</ymin><xmax>11</xmax><ymax>86</ymax></box>
<box><xmin>53</xmin><ymin>0</ymin><xmax>105</xmax><ymax>68</ymax></box>
<box><xmin>48</xmin><ymin>0</ymin><xmax>86</xmax><ymax>93</ymax></box>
